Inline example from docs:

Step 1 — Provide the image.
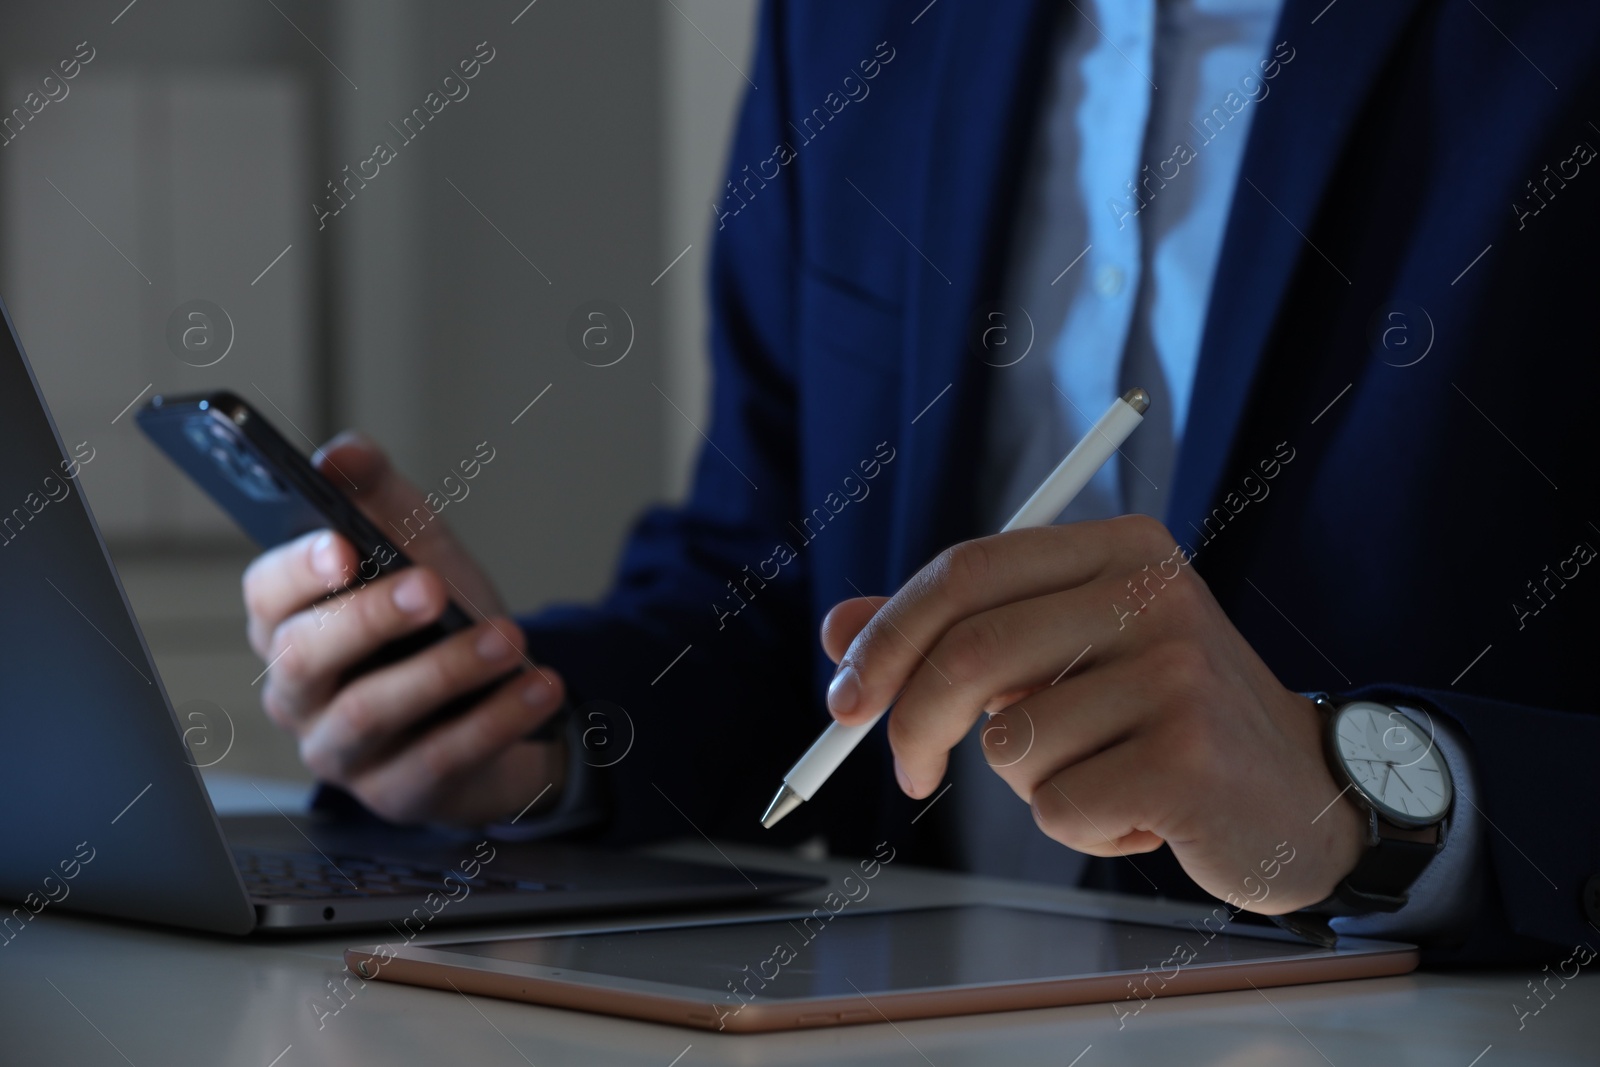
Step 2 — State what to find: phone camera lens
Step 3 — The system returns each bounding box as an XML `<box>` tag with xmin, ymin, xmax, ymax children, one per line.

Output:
<box><xmin>184</xmin><ymin>414</ymin><xmax>288</xmax><ymax>503</ymax></box>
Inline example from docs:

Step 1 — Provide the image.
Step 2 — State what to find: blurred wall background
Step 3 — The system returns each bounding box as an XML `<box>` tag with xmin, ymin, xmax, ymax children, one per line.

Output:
<box><xmin>0</xmin><ymin>0</ymin><xmax>757</xmax><ymax>781</ymax></box>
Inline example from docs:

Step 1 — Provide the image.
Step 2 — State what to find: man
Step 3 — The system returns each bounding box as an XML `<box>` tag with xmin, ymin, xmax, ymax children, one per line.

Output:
<box><xmin>243</xmin><ymin>0</ymin><xmax>1598</xmax><ymax>962</ymax></box>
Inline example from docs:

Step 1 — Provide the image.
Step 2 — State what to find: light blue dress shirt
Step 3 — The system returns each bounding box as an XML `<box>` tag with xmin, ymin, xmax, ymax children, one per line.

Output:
<box><xmin>962</xmin><ymin>0</ymin><xmax>1480</xmax><ymax>941</ymax></box>
<box><xmin>980</xmin><ymin>0</ymin><xmax>1284</xmax><ymax>529</ymax></box>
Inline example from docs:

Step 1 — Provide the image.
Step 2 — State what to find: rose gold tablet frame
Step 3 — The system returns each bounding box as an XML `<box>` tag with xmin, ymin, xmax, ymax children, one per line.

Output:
<box><xmin>344</xmin><ymin>910</ymin><xmax>1418</xmax><ymax>1034</ymax></box>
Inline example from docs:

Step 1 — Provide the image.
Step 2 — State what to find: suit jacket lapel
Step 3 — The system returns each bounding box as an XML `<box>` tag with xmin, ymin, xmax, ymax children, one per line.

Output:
<box><xmin>1169</xmin><ymin>0</ymin><xmax>1423</xmax><ymax>535</ymax></box>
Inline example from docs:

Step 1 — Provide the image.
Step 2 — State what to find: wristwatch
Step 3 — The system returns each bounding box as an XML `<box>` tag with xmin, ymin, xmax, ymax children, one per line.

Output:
<box><xmin>1272</xmin><ymin>695</ymin><xmax>1454</xmax><ymax>948</ymax></box>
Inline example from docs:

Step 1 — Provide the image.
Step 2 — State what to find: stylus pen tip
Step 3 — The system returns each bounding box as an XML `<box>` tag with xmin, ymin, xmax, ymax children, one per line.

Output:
<box><xmin>1121</xmin><ymin>386</ymin><xmax>1150</xmax><ymax>414</ymax></box>
<box><xmin>761</xmin><ymin>785</ymin><xmax>803</xmax><ymax>829</ymax></box>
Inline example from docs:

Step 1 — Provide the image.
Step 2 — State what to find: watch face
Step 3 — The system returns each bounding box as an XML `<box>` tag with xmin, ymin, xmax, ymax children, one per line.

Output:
<box><xmin>1332</xmin><ymin>701</ymin><xmax>1453</xmax><ymax>826</ymax></box>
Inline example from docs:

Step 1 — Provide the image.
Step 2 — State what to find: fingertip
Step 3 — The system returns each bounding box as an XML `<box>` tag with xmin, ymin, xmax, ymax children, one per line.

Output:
<box><xmin>392</xmin><ymin>566</ymin><xmax>445</xmax><ymax>617</ymax></box>
<box><xmin>826</xmin><ymin>665</ymin><xmax>860</xmax><ymax>718</ymax></box>
<box><xmin>314</xmin><ymin>430</ymin><xmax>385</xmax><ymax>489</ymax></box>
<box><xmin>819</xmin><ymin>611</ymin><xmax>841</xmax><ymax>664</ymax></box>
<box><xmin>474</xmin><ymin>619</ymin><xmax>523</xmax><ymax>662</ymax></box>
<box><xmin>309</xmin><ymin>529</ymin><xmax>355</xmax><ymax>584</ymax></box>
<box><xmin>315</xmin><ymin>428</ymin><xmax>374</xmax><ymax>461</ymax></box>
<box><xmin>518</xmin><ymin>668</ymin><xmax>563</xmax><ymax>713</ymax></box>
<box><xmin>820</xmin><ymin>595</ymin><xmax>888</xmax><ymax>664</ymax></box>
<box><xmin>893</xmin><ymin>757</ymin><xmax>915</xmax><ymax>797</ymax></box>
<box><xmin>819</xmin><ymin>603</ymin><xmax>850</xmax><ymax>664</ymax></box>
<box><xmin>491</xmin><ymin>616</ymin><xmax>532</xmax><ymax>657</ymax></box>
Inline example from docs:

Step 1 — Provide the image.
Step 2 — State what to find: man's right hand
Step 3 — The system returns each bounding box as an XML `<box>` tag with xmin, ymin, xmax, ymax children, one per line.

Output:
<box><xmin>241</xmin><ymin>432</ymin><xmax>567</xmax><ymax>827</ymax></box>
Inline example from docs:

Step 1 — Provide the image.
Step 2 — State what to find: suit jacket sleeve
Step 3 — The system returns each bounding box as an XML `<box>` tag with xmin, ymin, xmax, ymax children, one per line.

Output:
<box><xmin>1340</xmin><ymin>684</ymin><xmax>1600</xmax><ymax>964</ymax></box>
<box><xmin>517</xmin><ymin>4</ymin><xmax>823</xmax><ymax>847</ymax></box>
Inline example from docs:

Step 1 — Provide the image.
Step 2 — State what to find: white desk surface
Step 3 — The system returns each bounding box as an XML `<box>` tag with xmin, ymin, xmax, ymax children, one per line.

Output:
<box><xmin>3</xmin><ymin>837</ymin><xmax>1594</xmax><ymax>1067</ymax></box>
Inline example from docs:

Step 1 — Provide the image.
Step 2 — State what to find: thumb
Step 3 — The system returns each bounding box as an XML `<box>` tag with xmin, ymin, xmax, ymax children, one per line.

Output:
<box><xmin>312</xmin><ymin>430</ymin><xmax>387</xmax><ymax>492</ymax></box>
<box><xmin>313</xmin><ymin>431</ymin><xmax>425</xmax><ymax>532</ymax></box>
<box><xmin>313</xmin><ymin>432</ymin><xmax>469</xmax><ymax>570</ymax></box>
<box><xmin>313</xmin><ymin>431</ymin><xmax>507</xmax><ymax>616</ymax></box>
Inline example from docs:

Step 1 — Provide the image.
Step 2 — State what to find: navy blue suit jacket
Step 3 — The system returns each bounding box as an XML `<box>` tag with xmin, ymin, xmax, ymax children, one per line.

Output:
<box><xmin>522</xmin><ymin>0</ymin><xmax>1600</xmax><ymax>962</ymax></box>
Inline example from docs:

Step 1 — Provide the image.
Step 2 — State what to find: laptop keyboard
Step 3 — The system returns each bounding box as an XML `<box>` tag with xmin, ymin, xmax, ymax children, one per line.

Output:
<box><xmin>235</xmin><ymin>847</ymin><xmax>562</xmax><ymax>901</ymax></box>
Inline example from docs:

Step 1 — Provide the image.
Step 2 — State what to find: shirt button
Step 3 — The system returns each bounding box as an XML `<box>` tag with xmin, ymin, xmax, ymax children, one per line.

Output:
<box><xmin>1093</xmin><ymin>264</ymin><xmax>1125</xmax><ymax>298</ymax></box>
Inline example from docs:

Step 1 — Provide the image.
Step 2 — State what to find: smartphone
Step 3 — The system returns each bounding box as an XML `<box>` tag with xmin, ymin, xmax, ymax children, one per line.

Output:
<box><xmin>136</xmin><ymin>390</ymin><xmax>509</xmax><ymax>735</ymax></box>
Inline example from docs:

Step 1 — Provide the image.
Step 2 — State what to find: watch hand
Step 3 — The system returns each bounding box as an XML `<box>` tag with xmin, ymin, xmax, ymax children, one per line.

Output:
<box><xmin>1379</xmin><ymin>762</ymin><xmax>1393</xmax><ymax>798</ymax></box>
<box><xmin>1344</xmin><ymin>739</ymin><xmax>1382</xmax><ymax>764</ymax></box>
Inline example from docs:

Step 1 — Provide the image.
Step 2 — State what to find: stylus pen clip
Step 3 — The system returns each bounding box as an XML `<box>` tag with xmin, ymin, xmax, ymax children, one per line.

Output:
<box><xmin>761</xmin><ymin>388</ymin><xmax>1150</xmax><ymax>829</ymax></box>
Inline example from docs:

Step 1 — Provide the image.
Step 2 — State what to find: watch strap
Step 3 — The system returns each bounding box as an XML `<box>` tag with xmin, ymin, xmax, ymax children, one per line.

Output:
<box><xmin>1272</xmin><ymin>820</ymin><xmax>1440</xmax><ymax>946</ymax></box>
<box><xmin>1323</xmin><ymin>807</ymin><xmax>1441</xmax><ymax>912</ymax></box>
<box><xmin>1273</xmin><ymin>696</ymin><xmax>1448</xmax><ymax>947</ymax></box>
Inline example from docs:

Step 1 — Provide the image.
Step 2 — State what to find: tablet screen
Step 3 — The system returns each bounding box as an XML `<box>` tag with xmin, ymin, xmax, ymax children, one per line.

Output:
<box><xmin>439</xmin><ymin>904</ymin><xmax>1315</xmax><ymax>998</ymax></box>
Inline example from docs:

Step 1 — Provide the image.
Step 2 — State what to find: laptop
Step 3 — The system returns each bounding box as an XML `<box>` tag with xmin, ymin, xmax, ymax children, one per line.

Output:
<box><xmin>0</xmin><ymin>296</ymin><xmax>817</xmax><ymax>936</ymax></box>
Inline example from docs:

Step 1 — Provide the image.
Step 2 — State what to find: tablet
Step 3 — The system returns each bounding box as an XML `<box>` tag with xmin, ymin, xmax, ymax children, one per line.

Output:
<box><xmin>345</xmin><ymin>903</ymin><xmax>1417</xmax><ymax>1032</ymax></box>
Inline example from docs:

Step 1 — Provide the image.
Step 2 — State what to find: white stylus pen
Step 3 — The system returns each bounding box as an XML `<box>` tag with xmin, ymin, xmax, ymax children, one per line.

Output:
<box><xmin>761</xmin><ymin>387</ymin><xmax>1149</xmax><ymax>828</ymax></box>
